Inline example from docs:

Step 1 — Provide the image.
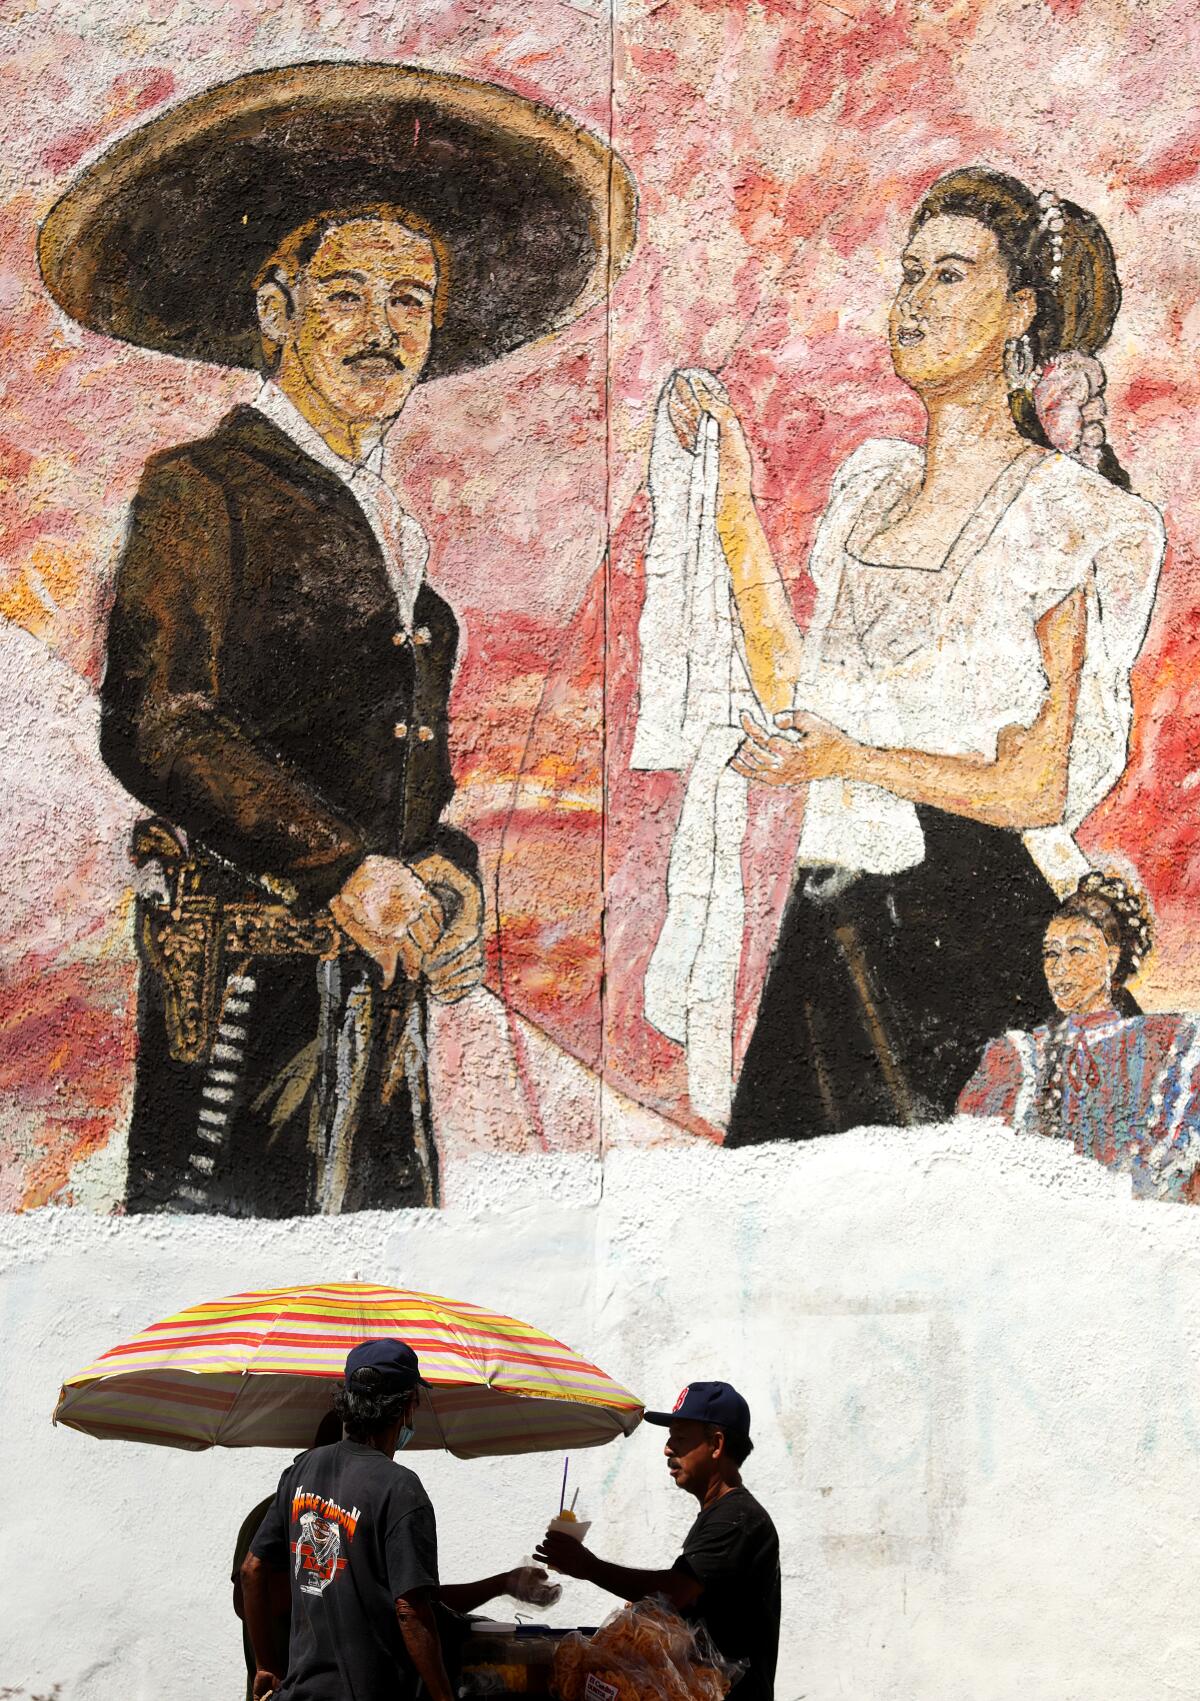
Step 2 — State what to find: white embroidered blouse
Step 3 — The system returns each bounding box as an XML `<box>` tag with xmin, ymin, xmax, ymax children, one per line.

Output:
<box><xmin>791</xmin><ymin>437</ymin><xmax>1166</xmax><ymax>886</ymax></box>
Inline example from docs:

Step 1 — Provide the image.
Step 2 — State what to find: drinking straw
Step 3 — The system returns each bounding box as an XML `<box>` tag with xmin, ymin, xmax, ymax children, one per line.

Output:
<box><xmin>570</xmin><ymin>1488</ymin><xmax>580</xmax><ymax>1514</ymax></box>
<box><xmin>559</xmin><ymin>1456</ymin><xmax>570</xmax><ymax>1514</ymax></box>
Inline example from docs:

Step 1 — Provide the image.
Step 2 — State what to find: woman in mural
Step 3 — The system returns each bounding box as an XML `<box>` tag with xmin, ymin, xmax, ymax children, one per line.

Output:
<box><xmin>667</xmin><ymin>167</ymin><xmax>1165</xmax><ymax>1145</ymax></box>
<box><xmin>958</xmin><ymin>872</ymin><xmax>1200</xmax><ymax>1202</ymax></box>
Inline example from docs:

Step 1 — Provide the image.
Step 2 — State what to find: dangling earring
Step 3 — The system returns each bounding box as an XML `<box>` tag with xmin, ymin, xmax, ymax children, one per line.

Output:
<box><xmin>1004</xmin><ymin>333</ymin><xmax>1035</xmax><ymax>394</ymax></box>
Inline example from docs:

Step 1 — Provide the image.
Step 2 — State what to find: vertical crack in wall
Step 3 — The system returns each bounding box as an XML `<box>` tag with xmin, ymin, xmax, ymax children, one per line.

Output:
<box><xmin>598</xmin><ymin>0</ymin><xmax>618</xmax><ymax>1200</ymax></box>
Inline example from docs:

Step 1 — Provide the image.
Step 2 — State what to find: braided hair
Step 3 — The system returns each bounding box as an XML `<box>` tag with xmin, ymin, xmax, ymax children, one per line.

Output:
<box><xmin>1037</xmin><ymin>871</ymin><xmax>1154</xmax><ymax>1137</ymax></box>
<box><xmin>1056</xmin><ymin>869</ymin><xmax>1154</xmax><ymax>998</ymax></box>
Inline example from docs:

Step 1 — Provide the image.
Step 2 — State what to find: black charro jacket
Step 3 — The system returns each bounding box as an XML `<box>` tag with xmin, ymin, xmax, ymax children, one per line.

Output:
<box><xmin>100</xmin><ymin>405</ymin><xmax>476</xmax><ymax>908</ymax></box>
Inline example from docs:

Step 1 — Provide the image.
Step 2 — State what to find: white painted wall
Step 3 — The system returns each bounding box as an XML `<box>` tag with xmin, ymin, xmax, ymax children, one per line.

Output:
<box><xmin>6</xmin><ymin>1125</ymin><xmax>1200</xmax><ymax>1700</ymax></box>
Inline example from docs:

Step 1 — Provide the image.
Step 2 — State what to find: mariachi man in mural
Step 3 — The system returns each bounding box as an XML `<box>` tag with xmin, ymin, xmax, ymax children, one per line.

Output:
<box><xmin>37</xmin><ymin>63</ymin><xmax>634</xmax><ymax>1216</ymax></box>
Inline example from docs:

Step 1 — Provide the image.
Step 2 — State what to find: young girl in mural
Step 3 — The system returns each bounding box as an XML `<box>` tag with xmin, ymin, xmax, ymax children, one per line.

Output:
<box><xmin>667</xmin><ymin>167</ymin><xmax>1165</xmax><ymax>1146</ymax></box>
<box><xmin>957</xmin><ymin>872</ymin><xmax>1200</xmax><ymax>1202</ymax></box>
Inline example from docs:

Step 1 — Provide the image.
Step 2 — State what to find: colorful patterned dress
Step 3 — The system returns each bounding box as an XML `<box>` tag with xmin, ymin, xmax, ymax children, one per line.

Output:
<box><xmin>957</xmin><ymin>1011</ymin><xmax>1200</xmax><ymax>1202</ymax></box>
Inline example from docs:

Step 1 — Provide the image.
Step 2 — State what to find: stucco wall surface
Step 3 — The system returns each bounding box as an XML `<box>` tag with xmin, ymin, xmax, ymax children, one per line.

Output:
<box><xmin>5</xmin><ymin>1125</ymin><xmax>1200</xmax><ymax>1701</ymax></box>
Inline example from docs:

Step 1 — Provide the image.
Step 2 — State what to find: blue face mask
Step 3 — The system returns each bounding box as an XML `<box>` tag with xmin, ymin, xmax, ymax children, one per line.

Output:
<box><xmin>395</xmin><ymin>1424</ymin><xmax>414</xmax><ymax>1451</ymax></box>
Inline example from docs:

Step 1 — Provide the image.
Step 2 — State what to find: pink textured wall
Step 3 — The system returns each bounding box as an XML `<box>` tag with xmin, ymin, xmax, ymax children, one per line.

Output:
<box><xmin>3</xmin><ymin>0</ymin><xmax>1199</xmax><ymax>1199</ymax></box>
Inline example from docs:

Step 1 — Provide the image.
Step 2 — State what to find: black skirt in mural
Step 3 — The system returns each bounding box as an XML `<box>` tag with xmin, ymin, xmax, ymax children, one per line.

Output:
<box><xmin>724</xmin><ymin>807</ymin><xmax>1059</xmax><ymax>1145</ymax></box>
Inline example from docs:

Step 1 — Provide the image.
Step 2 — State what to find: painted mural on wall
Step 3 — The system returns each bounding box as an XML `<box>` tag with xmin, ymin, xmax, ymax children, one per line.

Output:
<box><xmin>3</xmin><ymin>0</ymin><xmax>1199</xmax><ymax>1215</ymax></box>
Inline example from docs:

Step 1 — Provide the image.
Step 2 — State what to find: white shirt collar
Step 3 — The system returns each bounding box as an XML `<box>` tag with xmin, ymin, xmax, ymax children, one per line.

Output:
<box><xmin>251</xmin><ymin>382</ymin><xmax>429</xmax><ymax>632</ymax></box>
<box><xmin>253</xmin><ymin>381</ymin><xmax>387</xmax><ymax>485</ymax></box>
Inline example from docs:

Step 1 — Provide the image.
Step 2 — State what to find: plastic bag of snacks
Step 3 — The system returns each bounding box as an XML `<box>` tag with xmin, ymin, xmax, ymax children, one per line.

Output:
<box><xmin>552</xmin><ymin>1599</ymin><xmax>744</xmax><ymax>1701</ymax></box>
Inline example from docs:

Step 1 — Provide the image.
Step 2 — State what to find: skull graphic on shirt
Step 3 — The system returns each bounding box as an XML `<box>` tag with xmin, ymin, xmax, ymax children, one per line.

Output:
<box><xmin>295</xmin><ymin>1512</ymin><xmax>342</xmax><ymax>1594</ymax></box>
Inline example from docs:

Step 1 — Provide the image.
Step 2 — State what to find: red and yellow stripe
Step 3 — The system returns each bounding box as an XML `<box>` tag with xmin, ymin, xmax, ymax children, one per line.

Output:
<box><xmin>54</xmin><ymin>1282</ymin><xmax>642</xmax><ymax>1457</ymax></box>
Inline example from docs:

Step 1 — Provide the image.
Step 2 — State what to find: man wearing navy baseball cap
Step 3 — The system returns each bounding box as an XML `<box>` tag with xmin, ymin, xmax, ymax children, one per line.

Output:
<box><xmin>537</xmin><ymin>1380</ymin><xmax>780</xmax><ymax>1701</ymax></box>
<box><xmin>243</xmin><ymin>1339</ymin><xmax>556</xmax><ymax>1700</ymax></box>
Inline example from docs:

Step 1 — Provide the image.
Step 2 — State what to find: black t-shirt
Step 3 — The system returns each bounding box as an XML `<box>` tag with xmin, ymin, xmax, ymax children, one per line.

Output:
<box><xmin>675</xmin><ymin>1486</ymin><xmax>781</xmax><ymax>1701</ymax></box>
<box><xmin>251</xmin><ymin>1439</ymin><xmax>440</xmax><ymax>1701</ymax></box>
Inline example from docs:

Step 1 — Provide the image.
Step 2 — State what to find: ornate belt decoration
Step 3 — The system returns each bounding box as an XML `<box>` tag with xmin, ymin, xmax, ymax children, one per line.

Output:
<box><xmin>132</xmin><ymin>818</ymin><xmax>346</xmax><ymax>1068</ymax></box>
<box><xmin>131</xmin><ymin>818</ymin><xmax>438</xmax><ymax>1215</ymax></box>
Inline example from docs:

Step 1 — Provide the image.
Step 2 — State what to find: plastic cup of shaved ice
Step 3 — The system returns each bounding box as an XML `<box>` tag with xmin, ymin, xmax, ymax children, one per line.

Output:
<box><xmin>548</xmin><ymin>1511</ymin><xmax>591</xmax><ymax>1541</ymax></box>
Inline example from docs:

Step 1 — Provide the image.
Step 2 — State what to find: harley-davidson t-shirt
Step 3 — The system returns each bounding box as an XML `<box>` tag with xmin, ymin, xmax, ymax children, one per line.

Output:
<box><xmin>250</xmin><ymin>1440</ymin><xmax>440</xmax><ymax>1701</ymax></box>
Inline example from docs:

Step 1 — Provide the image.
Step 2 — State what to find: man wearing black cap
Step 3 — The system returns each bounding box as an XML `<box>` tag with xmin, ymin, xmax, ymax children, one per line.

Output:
<box><xmin>537</xmin><ymin>1381</ymin><xmax>781</xmax><ymax>1701</ymax></box>
<box><xmin>242</xmin><ymin>1338</ymin><xmax>552</xmax><ymax>1700</ymax></box>
<box><xmin>232</xmin><ymin>1409</ymin><xmax>344</xmax><ymax>1700</ymax></box>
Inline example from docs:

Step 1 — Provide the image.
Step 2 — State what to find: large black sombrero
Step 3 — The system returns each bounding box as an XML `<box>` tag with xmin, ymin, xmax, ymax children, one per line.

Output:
<box><xmin>38</xmin><ymin>61</ymin><xmax>637</xmax><ymax>379</ymax></box>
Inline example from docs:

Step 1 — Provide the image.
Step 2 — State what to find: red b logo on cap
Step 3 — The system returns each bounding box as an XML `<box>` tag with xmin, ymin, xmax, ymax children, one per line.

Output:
<box><xmin>672</xmin><ymin>1386</ymin><xmax>689</xmax><ymax>1412</ymax></box>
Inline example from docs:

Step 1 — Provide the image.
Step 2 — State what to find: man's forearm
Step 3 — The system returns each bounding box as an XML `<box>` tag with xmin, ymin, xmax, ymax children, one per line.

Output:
<box><xmin>241</xmin><ymin>1558</ymin><xmax>288</xmax><ymax>1676</ymax></box>
<box><xmin>579</xmin><ymin>1555</ymin><xmax>697</xmax><ymax>1610</ymax></box>
<box><xmin>103</xmin><ymin>456</ymin><xmax>370</xmax><ymax>909</ymax></box>
<box><xmin>440</xmin><ymin>1572</ymin><xmax>511</xmax><ymax>1613</ymax></box>
<box><xmin>395</xmin><ymin>1591</ymin><xmax>454</xmax><ymax>1701</ymax></box>
<box><xmin>120</xmin><ymin>705</ymin><xmax>367</xmax><ymax>904</ymax></box>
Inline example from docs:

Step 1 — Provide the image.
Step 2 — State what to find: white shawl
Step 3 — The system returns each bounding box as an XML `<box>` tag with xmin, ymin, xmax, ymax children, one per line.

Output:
<box><xmin>630</xmin><ymin>370</ymin><xmax>764</xmax><ymax>1125</ymax></box>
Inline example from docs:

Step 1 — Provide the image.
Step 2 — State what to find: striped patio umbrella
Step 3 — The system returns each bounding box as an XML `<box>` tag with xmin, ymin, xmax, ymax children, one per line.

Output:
<box><xmin>53</xmin><ymin>1282</ymin><xmax>643</xmax><ymax>1458</ymax></box>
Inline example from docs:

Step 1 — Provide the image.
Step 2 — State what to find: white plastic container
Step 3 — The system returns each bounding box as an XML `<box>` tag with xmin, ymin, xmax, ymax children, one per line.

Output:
<box><xmin>547</xmin><ymin>1514</ymin><xmax>591</xmax><ymax>1542</ymax></box>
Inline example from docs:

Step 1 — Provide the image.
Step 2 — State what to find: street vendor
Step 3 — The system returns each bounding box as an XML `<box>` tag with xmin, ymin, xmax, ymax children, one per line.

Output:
<box><xmin>232</xmin><ymin>1410</ymin><xmax>343</xmax><ymax>1699</ymax></box>
<box><xmin>242</xmin><ymin>1338</ymin><xmax>553</xmax><ymax>1701</ymax></box>
<box><xmin>536</xmin><ymin>1382</ymin><xmax>780</xmax><ymax>1701</ymax></box>
<box><xmin>233</xmin><ymin>1387</ymin><xmax>549</xmax><ymax>1700</ymax></box>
